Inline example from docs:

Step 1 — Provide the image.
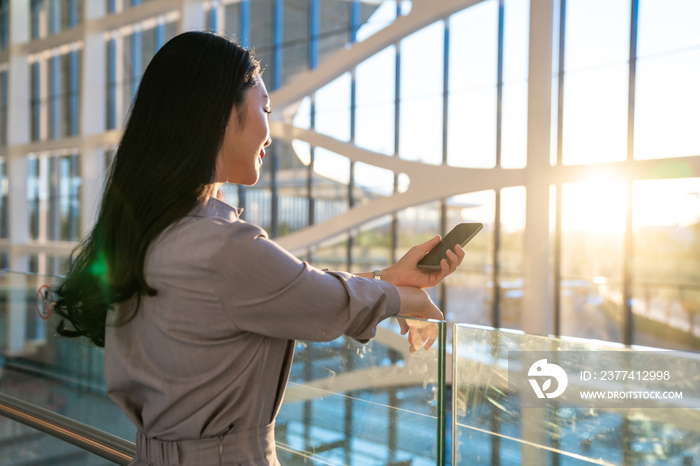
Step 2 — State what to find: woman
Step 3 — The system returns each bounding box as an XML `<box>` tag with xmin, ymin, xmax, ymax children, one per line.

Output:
<box><xmin>55</xmin><ymin>32</ymin><xmax>464</xmax><ymax>466</ymax></box>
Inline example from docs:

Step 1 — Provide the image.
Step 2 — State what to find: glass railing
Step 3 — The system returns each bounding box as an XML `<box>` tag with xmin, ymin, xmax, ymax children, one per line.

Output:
<box><xmin>4</xmin><ymin>269</ymin><xmax>700</xmax><ymax>465</ymax></box>
<box><xmin>452</xmin><ymin>323</ymin><xmax>700</xmax><ymax>465</ymax></box>
<box><xmin>0</xmin><ymin>415</ymin><xmax>114</xmax><ymax>465</ymax></box>
<box><xmin>0</xmin><ymin>270</ymin><xmax>447</xmax><ymax>465</ymax></box>
<box><xmin>277</xmin><ymin>317</ymin><xmax>447</xmax><ymax>465</ymax></box>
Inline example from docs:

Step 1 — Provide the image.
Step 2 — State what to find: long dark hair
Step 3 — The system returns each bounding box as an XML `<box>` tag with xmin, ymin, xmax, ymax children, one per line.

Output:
<box><xmin>54</xmin><ymin>32</ymin><xmax>260</xmax><ymax>347</ymax></box>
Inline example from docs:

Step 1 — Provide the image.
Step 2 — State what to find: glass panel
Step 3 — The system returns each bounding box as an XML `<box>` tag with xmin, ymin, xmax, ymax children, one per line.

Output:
<box><xmin>318</xmin><ymin>0</ymin><xmax>349</xmax><ymax>65</ymax></box>
<box><xmin>283</xmin><ymin>0</ymin><xmax>308</xmax><ymax>85</ymax></box>
<box><xmin>0</xmin><ymin>159</ymin><xmax>6</xmax><ymax>238</ymax></box>
<box><xmin>350</xmin><ymin>215</ymin><xmax>392</xmax><ymax>274</ymax></box>
<box><xmin>353</xmin><ymin>161</ymin><xmax>394</xmax><ymax>205</ymax></box>
<box><xmin>293</xmin><ymin>96</ymin><xmax>311</xmax><ymax>129</ymax></box>
<box><xmin>634</xmin><ymin>0</ymin><xmax>700</xmax><ymax>160</ymax></box>
<box><xmin>632</xmin><ymin>178</ymin><xmax>700</xmax><ymax>352</ymax></box>
<box><xmin>560</xmin><ymin>181</ymin><xmax>625</xmax><ymax>342</ymax></box>
<box><xmin>312</xmin><ymin>148</ymin><xmax>349</xmax><ymax>224</ymax></box>
<box><xmin>448</xmin><ymin>1</ymin><xmax>498</xmax><ymax>169</ymax></box>
<box><xmin>276</xmin><ymin>139</ymin><xmax>309</xmax><ymax>236</ymax></box>
<box><xmin>397</xmin><ymin>202</ymin><xmax>441</xmax><ymax>305</ymax></box>
<box><xmin>356</xmin><ymin>46</ymin><xmax>395</xmax><ymax>156</ymax></box>
<box><xmin>500</xmin><ymin>82</ymin><xmax>528</xmax><ymax>168</ymax></box>
<box><xmin>562</xmin><ymin>0</ymin><xmax>629</xmax><ymax>165</ymax></box>
<box><xmin>250</xmin><ymin>0</ymin><xmax>274</xmax><ymax>90</ymax></box>
<box><xmin>499</xmin><ymin>187</ymin><xmax>525</xmax><ymax>330</ymax></box>
<box><xmin>0</xmin><ymin>416</ymin><xmax>113</xmax><ymax>465</ymax></box>
<box><xmin>277</xmin><ymin>316</ymin><xmax>445</xmax><ymax>466</ymax></box>
<box><xmin>224</xmin><ymin>2</ymin><xmax>240</xmax><ymax>41</ymax></box>
<box><xmin>27</xmin><ymin>157</ymin><xmax>41</xmax><ymax>241</ymax></box>
<box><xmin>315</xmin><ymin>73</ymin><xmax>351</xmax><ymax>142</ymax></box>
<box><xmin>0</xmin><ymin>271</ymin><xmax>137</xmax><ymax>440</ymax></box>
<box><xmin>500</xmin><ymin>0</ymin><xmax>529</xmax><ymax>169</ymax></box>
<box><xmin>444</xmin><ymin>191</ymin><xmax>495</xmax><ymax>327</ymax></box>
<box><xmin>453</xmin><ymin>323</ymin><xmax>700</xmax><ymax>465</ymax></box>
<box><xmin>356</xmin><ymin>0</ymin><xmax>397</xmax><ymax>43</ymax></box>
<box><xmin>400</xmin><ymin>22</ymin><xmax>444</xmax><ymax>165</ymax></box>
<box><xmin>310</xmin><ymin>232</ymin><xmax>348</xmax><ymax>271</ymax></box>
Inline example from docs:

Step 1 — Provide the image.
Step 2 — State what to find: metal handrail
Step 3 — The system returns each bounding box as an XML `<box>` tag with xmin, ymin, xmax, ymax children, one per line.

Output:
<box><xmin>0</xmin><ymin>392</ymin><xmax>135</xmax><ymax>465</ymax></box>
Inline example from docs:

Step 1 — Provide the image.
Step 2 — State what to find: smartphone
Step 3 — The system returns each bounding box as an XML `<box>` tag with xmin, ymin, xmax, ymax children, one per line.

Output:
<box><xmin>417</xmin><ymin>223</ymin><xmax>483</xmax><ymax>270</ymax></box>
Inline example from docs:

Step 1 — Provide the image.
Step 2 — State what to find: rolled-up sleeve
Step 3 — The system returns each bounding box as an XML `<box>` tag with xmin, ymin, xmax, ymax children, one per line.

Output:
<box><xmin>209</xmin><ymin>221</ymin><xmax>401</xmax><ymax>342</ymax></box>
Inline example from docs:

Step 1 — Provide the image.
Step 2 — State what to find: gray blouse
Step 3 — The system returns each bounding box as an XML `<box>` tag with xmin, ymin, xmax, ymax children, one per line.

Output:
<box><xmin>104</xmin><ymin>197</ymin><xmax>401</xmax><ymax>465</ymax></box>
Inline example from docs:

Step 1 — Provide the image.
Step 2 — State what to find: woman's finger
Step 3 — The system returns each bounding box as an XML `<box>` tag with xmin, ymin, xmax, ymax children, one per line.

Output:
<box><xmin>455</xmin><ymin>244</ymin><xmax>466</xmax><ymax>264</ymax></box>
<box><xmin>446</xmin><ymin>249</ymin><xmax>458</xmax><ymax>273</ymax></box>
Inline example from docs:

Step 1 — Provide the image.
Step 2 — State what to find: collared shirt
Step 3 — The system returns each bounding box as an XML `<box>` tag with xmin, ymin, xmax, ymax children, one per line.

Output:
<box><xmin>104</xmin><ymin>197</ymin><xmax>400</xmax><ymax>465</ymax></box>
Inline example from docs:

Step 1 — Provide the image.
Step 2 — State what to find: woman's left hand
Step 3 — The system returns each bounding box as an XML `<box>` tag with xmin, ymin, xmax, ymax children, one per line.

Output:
<box><xmin>383</xmin><ymin>235</ymin><xmax>465</xmax><ymax>289</ymax></box>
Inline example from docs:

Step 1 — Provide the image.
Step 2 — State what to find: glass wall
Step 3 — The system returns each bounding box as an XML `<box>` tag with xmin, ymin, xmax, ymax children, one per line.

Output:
<box><xmin>634</xmin><ymin>0</ymin><xmax>700</xmax><ymax>160</ymax></box>
<box><xmin>560</xmin><ymin>181</ymin><xmax>625</xmax><ymax>342</ymax></box>
<box><xmin>0</xmin><ymin>158</ymin><xmax>6</xmax><ymax>239</ymax></box>
<box><xmin>31</xmin><ymin>0</ymin><xmax>83</xmax><ymax>40</ymax></box>
<box><xmin>562</xmin><ymin>0</ymin><xmax>629</xmax><ymax>165</ymax></box>
<box><xmin>632</xmin><ymin>178</ymin><xmax>700</xmax><ymax>352</ymax></box>
<box><xmin>30</xmin><ymin>46</ymin><xmax>82</xmax><ymax>141</ymax></box>
<box><xmin>27</xmin><ymin>152</ymin><xmax>81</xmax><ymax>244</ymax></box>
<box><xmin>443</xmin><ymin>191</ymin><xmax>495</xmax><ymax>326</ymax></box>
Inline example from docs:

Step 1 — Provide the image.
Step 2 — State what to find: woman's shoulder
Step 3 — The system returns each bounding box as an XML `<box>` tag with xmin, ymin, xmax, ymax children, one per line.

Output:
<box><xmin>149</xmin><ymin>197</ymin><xmax>267</xmax><ymax>262</ymax></box>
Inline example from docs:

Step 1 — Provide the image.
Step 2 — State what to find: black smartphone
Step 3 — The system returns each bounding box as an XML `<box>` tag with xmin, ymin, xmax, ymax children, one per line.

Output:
<box><xmin>417</xmin><ymin>223</ymin><xmax>483</xmax><ymax>270</ymax></box>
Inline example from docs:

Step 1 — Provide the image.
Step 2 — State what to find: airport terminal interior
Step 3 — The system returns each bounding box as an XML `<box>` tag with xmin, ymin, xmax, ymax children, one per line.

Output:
<box><xmin>0</xmin><ymin>0</ymin><xmax>699</xmax><ymax>464</ymax></box>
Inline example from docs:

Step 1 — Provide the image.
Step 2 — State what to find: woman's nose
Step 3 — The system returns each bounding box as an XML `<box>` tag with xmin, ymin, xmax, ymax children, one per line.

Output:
<box><xmin>264</xmin><ymin>137</ymin><xmax>272</xmax><ymax>147</ymax></box>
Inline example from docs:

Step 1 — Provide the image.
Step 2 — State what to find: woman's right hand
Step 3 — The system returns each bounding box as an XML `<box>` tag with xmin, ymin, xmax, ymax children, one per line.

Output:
<box><xmin>395</xmin><ymin>287</ymin><xmax>443</xmax><ymax>353</ymax></box>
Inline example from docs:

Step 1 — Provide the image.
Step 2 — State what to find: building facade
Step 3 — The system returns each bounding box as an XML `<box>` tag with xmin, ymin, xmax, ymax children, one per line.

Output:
<box><xmin>0</xmin><ymin>0</ymin><xmax>699</xmax><ymax>355</ymax></box>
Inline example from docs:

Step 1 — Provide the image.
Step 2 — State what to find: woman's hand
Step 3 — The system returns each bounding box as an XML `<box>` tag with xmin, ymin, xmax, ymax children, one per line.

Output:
<box><xmin>383</xmin><ymin>235</ymin><xmax>465</xmax><ymax>289</ymax></box>
<box><xmin>395</xmin><ymin>286</ymin><xmax>443</xmax><ymax>353</ymax></box>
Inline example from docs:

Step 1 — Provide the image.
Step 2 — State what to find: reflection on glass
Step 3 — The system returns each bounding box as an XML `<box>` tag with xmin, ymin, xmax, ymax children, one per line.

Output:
<box><xmin>632</xmin><ymin>178</ymin><xmax>700</xmax><ymax>352</ymax></box>
<box><xmin>448</xmin><ymin>2</ymin><xmax>497</xmax><ymax>168</ymax></box>
<box><xmin>350</xmin><ymin>215</ymin><xmax>392</xmax><ymax>274</ymax></box>
<box><xmin>444</xmin><ymin>191</ymin><xmax>494</xmax><ymax>326</ymax></box>
<box><xmin>453</xmin><ymin>323</ymin><xmax>700</xmax><ymax>465</ymax></box>
<box><xmin>400</xmin><ymin>22</ymin><xmax>444</xmax><ymax>165</ymax></box>
<box><xmin>356</xmin><ymin>46</ymin><xmax>395</xmax><ymax>156</ymax></box>
<box><xmin>315</xmin><ymin>73</ymin><xmax>351</xmax><ymax>142</ymax></box>
<box><xmin>499</xmin><ymin>187</ymin><xmax>525</xmax><ymax>330</ymax></box>
<box><xmin>561</xmin><ymin>181</ymin><xmax>625</xmax><ymax>342</ymax></box>
<box><xmin>277</xmin><ymin>316</ymin><xmax>444</xmax><ymax>466</ymax></box>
